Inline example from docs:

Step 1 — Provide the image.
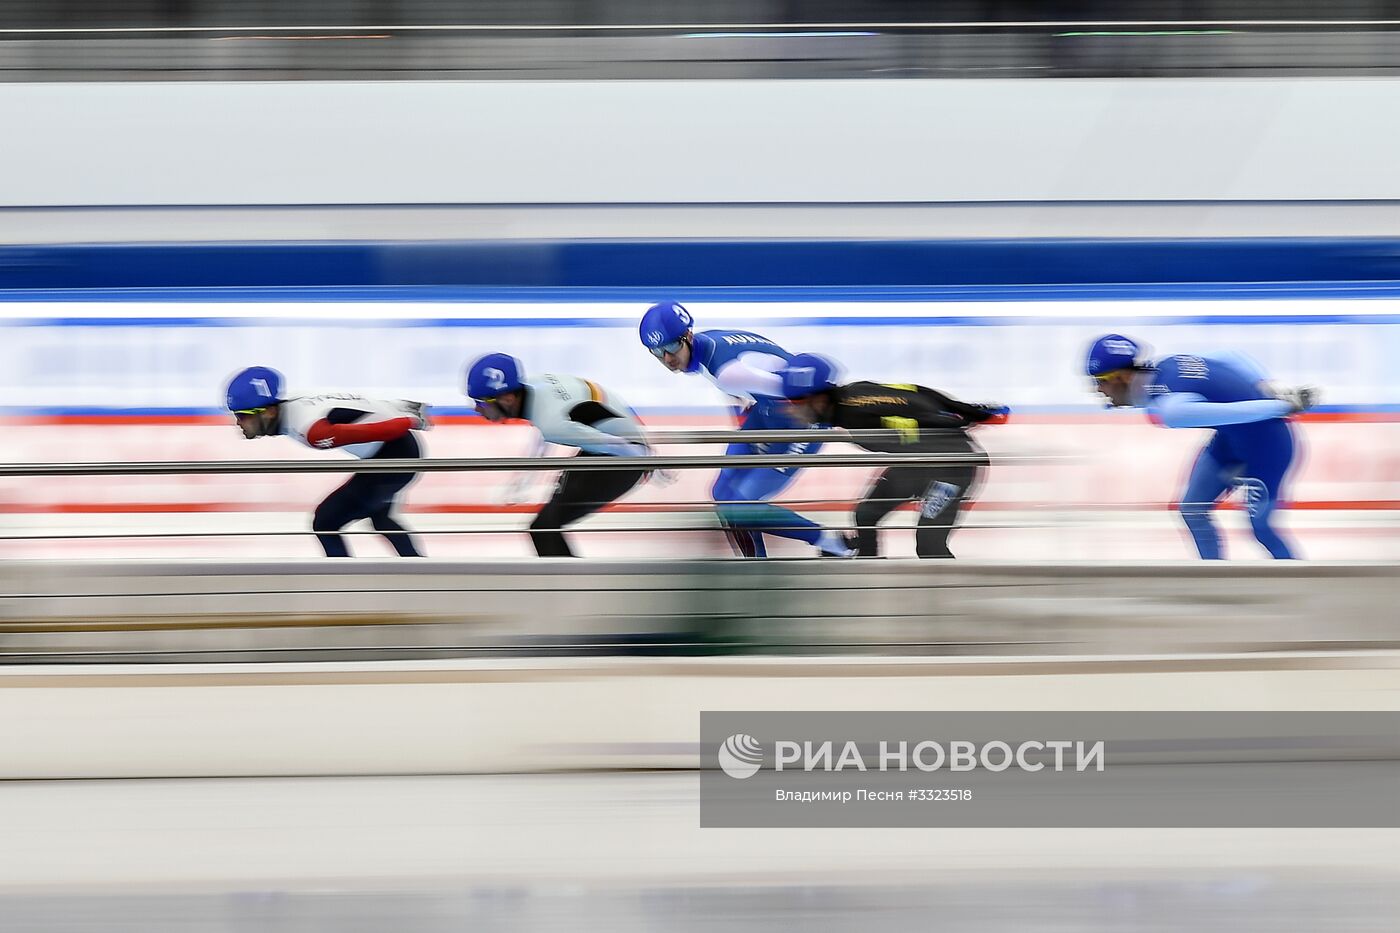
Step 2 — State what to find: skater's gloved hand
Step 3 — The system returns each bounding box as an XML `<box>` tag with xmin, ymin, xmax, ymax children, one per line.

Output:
<box><xmin>647</xmin><ymin>469</ymin><xmax>680</xmax><ymax>489</ymax></box>
<box><xmin>970</xmin><ymin>403</ymin><xmax>1010</xmax><ymax>425</ymax></box>
<box><xmin>499</xmin><ymin>474</ymin><xmax>538</xmax><ymax>506</ymax></box>
<box><xmin>1274</xmin><ymin>385</ymin><xmax>1319</xmax><ymax>415</ymax></box>
<box><xmin>402</xmin><ymin>400</ymin><xmax>432</xmax><ymax>431</ymax></box>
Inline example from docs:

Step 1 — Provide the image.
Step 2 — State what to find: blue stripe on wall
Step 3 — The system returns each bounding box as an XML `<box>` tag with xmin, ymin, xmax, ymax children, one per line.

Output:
<box><xmin>10</xmin><ymin>313</ymin><xmax>1400</xmax><ymax>328</ymax></box>
<box><xmin>6</xmin><ymin>238</ymin><xmax>1400</xmax><ymax>291</ymax></box>
<box><xmin>7</xmin><ymin>281</ymin><xmax>1400</xmax><ymax>304</ymax></box>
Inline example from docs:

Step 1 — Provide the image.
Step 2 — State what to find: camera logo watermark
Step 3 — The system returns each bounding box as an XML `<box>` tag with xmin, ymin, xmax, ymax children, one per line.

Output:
<box><xmin>718</xmin><ymin>733</ymin><xmax>764</xmax><ymax>779</ymax></box>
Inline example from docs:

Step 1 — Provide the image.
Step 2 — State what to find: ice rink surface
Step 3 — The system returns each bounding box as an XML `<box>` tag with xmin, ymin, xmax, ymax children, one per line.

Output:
<box><xmin>3</xmin><ymin>772</ymin><xmax>1399</xmax><ymax>931</ymax></box>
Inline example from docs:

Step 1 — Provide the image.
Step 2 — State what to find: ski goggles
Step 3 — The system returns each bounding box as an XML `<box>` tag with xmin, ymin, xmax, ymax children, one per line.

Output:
<box><xmin>648</xmin><ymin>338</ymin><xmax>684</xmax><ymax>359</ymax></box>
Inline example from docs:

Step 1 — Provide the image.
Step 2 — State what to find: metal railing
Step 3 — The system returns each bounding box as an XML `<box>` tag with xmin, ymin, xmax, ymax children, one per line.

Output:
<box><xmin>0</xmin><ymin>452</ymin><xmax>1017</xmax><ymax>477</ymax></box>
<box><xmin>0</xmin><ymin>427</ymin><xmax>1058</xmax><ymax>544</ymax></box>
<box><xmin>0</xmin><ymin>427</ymin><xmax>1038</xmax><ymax>476</ymax></box>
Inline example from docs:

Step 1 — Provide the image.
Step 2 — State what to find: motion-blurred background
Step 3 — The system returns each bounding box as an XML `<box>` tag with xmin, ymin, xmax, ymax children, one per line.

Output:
<box><xmin>6</xmin><ymin>0</ymin><xmax>1400</xmax><ymax>79</ymax></box>
<box><xmin>2</xmin><ymin>3</ymin><xmax>1400</xmax><ymax>932</ymax></box>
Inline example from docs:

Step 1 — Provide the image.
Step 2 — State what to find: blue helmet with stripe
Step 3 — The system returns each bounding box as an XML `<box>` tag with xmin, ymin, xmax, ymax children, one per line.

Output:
<box><xmin>225</xmin><ymin>366</ymin><xmax>284</xmax><ymax>412</ymax></box>
<box><xmin>780</xmin><ymin>353</ymin><xmax>841</xmax><ymax>399</ymax></box>
<box><xmin>638</xmin><ymin>301</ymin><xmax>695</xmax><ymax>353</ymax></box>
<box><xmin>1085</xmin><ymin>334</ymin><xmax>1143</xmax><ymax>377</ymax></box>
<box><xmin>466</xmin><ymin>352</ymin><xmax>524</xmax><ymax>401</ymax></box>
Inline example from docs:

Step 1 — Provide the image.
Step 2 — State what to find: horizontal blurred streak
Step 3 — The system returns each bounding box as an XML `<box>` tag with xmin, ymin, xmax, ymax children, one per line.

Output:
<box><xmin>1</xmin><ymin>772</ymin><xmax>1398</xmax><ymax>929</ymax></box>
<box><xmin>0</xmin><ymin>521</ymin><xmax>1073</xmax><ymax>540</ymax></box>
<box><xmin>208</xmin><ymin>34</ymin><xmax>392</xmax><ymax>41</ymax></box>
<box><xmin>3</xmin><ymin>874</ymin><xmax>1400</xmax><ymax>933</ymax></box>
<box><xmin>0</xmin><ymin>559</ymin><xmax>1395</xmax><ymax>663</ymax></box>
<box><xmin>0</xmin><ymin>451</ymin><xmax>1028</xmax><ymax>476</ymax></box>
<box><xmin>9</xmin><ymin>20</ymin><xmax>1400</xmax><ymax>32</ymax></box>
<box><xmin>7</xmin><ymin>16</ymin><xmax>1400</xmax><ymax>79</ymax></box>
<box><xmin>0</xmin><ymin>427</ymin><xmax>1026</xmax><ymax>476</ymax></box>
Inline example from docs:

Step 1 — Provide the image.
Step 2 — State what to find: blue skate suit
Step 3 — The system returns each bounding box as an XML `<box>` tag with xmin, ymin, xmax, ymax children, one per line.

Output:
<box><xmin>1141</xmin><ymin>352</ymin><xmax>1298</xmax><ymax>559</ymax></box>
<box><xmin>688</xmin><ymin>329</ymin><xmax>825</xmax><ymax>557</ymax></box>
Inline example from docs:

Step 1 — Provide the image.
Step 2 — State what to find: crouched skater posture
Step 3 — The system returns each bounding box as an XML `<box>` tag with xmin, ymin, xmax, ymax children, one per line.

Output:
<box><xmin>225</xmin><ymin>366</ymin><xmax>429</xmax><ymax>558</ymax></box>
<box><xmin>638</xmin><ymin>300</ymin><xmax>852</xmax><ymax>558</ymax></box>
<box><xmin>780</xmin><ymin>354</ymin><xmax>1008</xmax><ymax>558</ymax></box>
<box><xmin>1085</xmin><ymin>334</ymin><xmax>1316</xmax><ymax>559</ymax></box>
<box><xmin>466</xmin><ymin>352</ymin><xmax>654</xmax><ymax>558</ymax></box>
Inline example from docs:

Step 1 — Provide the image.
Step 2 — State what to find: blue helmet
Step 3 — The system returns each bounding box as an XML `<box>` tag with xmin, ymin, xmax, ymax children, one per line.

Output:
<box><xmin>225</xmin><ymin>366</ymin><xmax>284</xmax><ymax>412</ymax></box>
<box><xmin>780</xmin><ymin>353</ymin><xmax>841</xmax><ymax>399</ymax></box>
<box><xmin>1085</xmin><ymin>334</ymin><xmax>1143</xmax><ymax>377</ymax></box>
<box><xmin>638</xmin><ymin>301</ymin><xmax>695</xmax><ymax>353</ymax></box>
<box><xmin>466</xmin><ymin>352</ymin><xmax>524</xmax><ymax>401</ymax></box>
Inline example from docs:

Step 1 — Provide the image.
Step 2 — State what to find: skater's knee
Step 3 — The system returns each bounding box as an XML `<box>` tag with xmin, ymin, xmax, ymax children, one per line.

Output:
<box><xmin>1179</xmin><ymin>510</ymin><xmax>1216</xmax><ymax>546</ymax></box>
<box><xmin>854</xmin><ymin>499</ymin><xmax>885</xmax><ymax>525</ymax></box>
<box><xmin>311</xmin><ymin>507</ymin><xmax>344</xmax><ymax>534</ymax></box>
<box><xmin>1179</xmin><ymin>500</ymin><xmax>1214</xmax><ymax>525</ymax></box>
<box><xmin>369</xmin><ymin>509</ymin><xmax>403</xmax><ymax>532</ymax></box>
<box><xmin>529</xmin><ymin>508</ymin><xmax>563</xmax><ymax>532</ymax></box>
